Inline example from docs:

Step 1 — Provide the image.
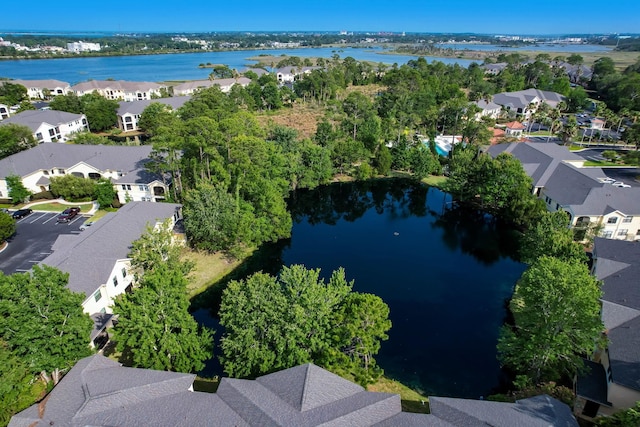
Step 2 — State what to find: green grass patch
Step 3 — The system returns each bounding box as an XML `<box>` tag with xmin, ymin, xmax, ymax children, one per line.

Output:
<box><xmin>182</xmin><ymin>249</ymin><xmax>246</xmax><ymax>298</ymax></box>
<box><xmin>584</xmin><ymin>160</ymin><xmax>623</xmax><ymax>167</ymax></box>
<box><xmin>26</xmin><ymin>201</ymin><xmax>94</xmax><ymax>212</ymax></box>
<box><xmin>367</xmin><ymin>376</ymin><xmax>430</xmax><ymax>413</ymax></box>
<box><xmin>422</xmin><ymin>175</ymin><xmax>448</xmax><ymax>188</ymax></box>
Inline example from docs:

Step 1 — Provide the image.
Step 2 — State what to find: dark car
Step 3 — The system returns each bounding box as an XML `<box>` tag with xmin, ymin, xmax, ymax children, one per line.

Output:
<box><xmin>57</xmin><ymin>207</ymin><xmax>81</xmax><ymax>223</ymax></box>
<box><xmin>12</xmin><ymin>208</ymin><xmax>33</xmax><ymax>219</ymax></box>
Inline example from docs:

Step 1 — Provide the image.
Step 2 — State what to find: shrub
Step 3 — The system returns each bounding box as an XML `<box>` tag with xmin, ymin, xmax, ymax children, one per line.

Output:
<box><xmin>30</xmin><ymin>190</ymin><xmax>54</xmax><ymax>201</ymax></box>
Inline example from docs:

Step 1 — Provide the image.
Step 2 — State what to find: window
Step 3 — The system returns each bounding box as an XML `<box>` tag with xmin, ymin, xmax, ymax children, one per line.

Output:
<box><xmin>623</xmin><ymin>216</ymin><xmax>633</xmax><ymax>223</ymax></box>
<box><xmin>607</xmin><ymin>217</ymin><xmax>618</xmax><ymax>224</ymax></box>
<box><xmin>125</xmin><ymin>116</ymin><xmax>132</xmax><ymax>122</ymax></box>
<box><xmin>122</xmin><ymin>268</ymin><xmax>127</xmax><ymax>278</ymax></box>
<box><xmin>139</xmin><ymin>185</ymin><xmax>148</xmax><ymax>191</ymax></box>
<box><xmin>121</xmin><ymin>184</ymin><xmax>131</xmax><ymax>190</ymax></box>
<box><xmin>113</xmin><ymin>276</ymin><xmax>118</xmax><ymax>287</ymax></box>
<box><xmin>617</xmin><ymin>229</ymin><xmax>628</xmax><ymax>237</ymax></box>
<box><xmin>36</xmin><ymin>132</ymin><xmax>43</xmax><ymax>141</ymax></box>
<box><xmin>43</xmin><ymin>170</ymin><xmax>49</xmax><ymax>175</ymax></box>
<box><xmin>545</xmin><ymin>196</ymin><xmax>552</xmax><ymax>204</ymax></box>
<box><xmin>57</xmin><ymin>169</ymin><xmax>65</xmax><ymax>174</ymax></box>
<box><xmin>49</xmin><ymin>128</ymin><xmax>56</xmax><ymax>137</ymax></box>
<box><xmin>603</xmin><ymin>231</ymin><xmax>613</xmax><ymax>238</ymax></box>
<box><xmin>94</xmin><ymin>290</ymin><xmax>102</xmax><ymax>302</ymax></box>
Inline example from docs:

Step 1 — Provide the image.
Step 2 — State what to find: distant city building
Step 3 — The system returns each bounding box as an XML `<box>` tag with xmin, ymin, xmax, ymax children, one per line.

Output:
<box><xmin>67</xmin><ymin>41</ymin><xmax>101</xmax><ymax>53</ymax></box>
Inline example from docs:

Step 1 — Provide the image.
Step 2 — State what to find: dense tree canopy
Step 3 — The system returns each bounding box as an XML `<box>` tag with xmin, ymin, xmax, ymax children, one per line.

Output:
<box><xmin>0</xmin><ymin>123</ymin><xmax>37</xmax><ymax>160</ymax></box>
<box><xmin>0</xmin><ymin>266</ymin><xmax>94</xmax><ymax>374</ymax></box>
<box><xmin>498</xmin><ymin>256</ymin><xmax>604</xmax><ymax>383</ymax></box>
<box><xmin>219</xmin><ymin>265</ymin><xmax>391</xmax><ymax>385</ymax></box>
<box><xmin>0</xmin><ymin>82</ymin><xmax>28</xmax><ymax>105</ymax></box>
<box><xmin>519</xmin><ymin>211</ymin><xmax>587</xmax><ymax>264</ymax></box>
<box><xmin>112</xmin><ymin>263</ymin><xmax>213</xmax><ymax>373</ymax></box>
<box><xmin>446</xmin><ymin>149</ymin><xmax>546</xmax><ymax>228</ymax></box>
<box><xmin>49</xmin><ymin>174</ymin><xmax>96</xmax><ymax>201</ymax></box>
<box><xmin>49</xmin><ymin>92</ymin><xmax>118</xmax><ymax>131</ymax></box>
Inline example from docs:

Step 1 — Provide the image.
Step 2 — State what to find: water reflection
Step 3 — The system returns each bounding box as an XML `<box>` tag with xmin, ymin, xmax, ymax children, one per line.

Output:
<box><xmin>195</xmin><ymin>179</ymin><xmax>525</xmax><ymax>398</ymax></box>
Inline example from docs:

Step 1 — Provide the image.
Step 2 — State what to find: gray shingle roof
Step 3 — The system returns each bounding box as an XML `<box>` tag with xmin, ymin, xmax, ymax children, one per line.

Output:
<box><xmin>473</xmin><ymin>99</ymin><xmax>501</xmax><ymax>111</ymax></box>
<box><xmin>39</xmin><ymin>201</ymin><xmax>181</xmax><ymax>298</ymax></box>
<box><xmin>429</xmin><ymin>395</ymin><xmax>578</xmax><ymax>427</ymax></box>
<box><xmin>10</xmin><ymin>355</ymin><xmax>578</xmax><ymax>427</ymax></box>
<box><xmin>493</xmin><ymin>88</ymin><xmax>565</xmax><ymax>111</ymax></box>
<box><xmin>0</xmin><ymin>143</ymin><xmax>154</xmax><ymax>178</ymax></box>
<box><xmin>593</xmin><ymin>238</ymin><xmax>640</xmax><ymax>392</ymax></box>
<box><xmin>0</xmin><ymin>109</ymin><xmax>84</xmax><ymax>133</ymax></box>
<box><xmin>489</xmin><ymin>143</ymin><xmax>640</xmax><ymax>217</ymax></box>
<box><xmin>487</xmin><ymin>142</ymin><xmax>585</xmax><ymax>188</ymax></box>
<box><xmin>117</xmin><ymin>96</ymin><xmax>191</xmax><ymax>116</ymax></box>
<box><xmin>72</xmin><ymin>80</ymin><xmax>163</xmax><ymax>92</ymax></box>
<box><xmin>12</xmin><ymin>79</ymin><xmax>71</xmax><ymax>89</ymax></box>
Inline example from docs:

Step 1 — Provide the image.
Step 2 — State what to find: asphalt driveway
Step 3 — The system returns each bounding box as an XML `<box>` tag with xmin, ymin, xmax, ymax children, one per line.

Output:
<box><xmin>0</xmin><ymin>211</ymin><xmax>85</xmax><ymax>274</ymax></box>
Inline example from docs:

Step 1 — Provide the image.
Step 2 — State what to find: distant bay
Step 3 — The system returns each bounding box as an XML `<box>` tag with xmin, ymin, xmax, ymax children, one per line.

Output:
<box><xmin>0</xmin><ymin>47</ymin><xmax>474</xmax><ymax>84</ymax></box>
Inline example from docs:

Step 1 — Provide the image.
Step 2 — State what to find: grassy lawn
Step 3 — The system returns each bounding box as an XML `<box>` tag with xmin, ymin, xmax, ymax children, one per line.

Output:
<box><xmin>25</xmin><ymin>201</ymin><xmax>94</xmax><ymax>212</ymax></box>
<box><xmin>182</xmin><ymin>249</ymin><xmax>245</xmax><ymax>298</ymax></box>
<box><xmin>367</xmin><ymin>376</ymin><xmax>430</xmax><ymax>413</ymax></box>
<box><xmin>584</xmin><ymin>160</ymin><xmax>624</xmax><ymax>167</ymax></box>
<box><xmin>422</xmin><ymin>175</ymin><xmax>448</xmax><ymax>188</ymax></box>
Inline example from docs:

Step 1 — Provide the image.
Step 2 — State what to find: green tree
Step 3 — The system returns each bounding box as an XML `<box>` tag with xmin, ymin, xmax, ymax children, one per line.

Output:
<box><xmin>595</xmin><ymin>401</ymin><xmax>640</xmax><ymax>426</ymax></box>
<box><xmin>0</xmin><ymin>342</ymin><xmax>40</xmax><ymax>426</ymax></box>
<box><xmin>374</xmin><ymin>144</ymin><xmax>392</xmax><ymax>175</ymax></box>
<box><xmin>49</xmin><ymin>93</ymin><xmax>83</xmax><ymax>113</ymax></box>
<box><xmin>219</xmin><ymin>265</ymin><xmax>391</xmax><ymax>385</ymax></box>
<box><xmin>557</xmin><ymin>115</ymin><xmax>578</xmax><ymax>145</ymax></box>
<box><xmin>80</xmin><ymin>92</ymin><xmax>119</xmax><ymax>132</ymax></box>
<box><xmin>183</xmin><ymin>183</ymin><xmax>256</xmax><ymax>255</ymax></box>
<box><xmin>0</xmin><ymin>211</ymin><xmax>16</xmax><ymax>242</ymax></box>
<box><xmin>498</xmin><ymin>256</ymin><xmax>604</xmax><ymax>383</ymax></box>
<box><xmin>0</xmin><ymin>266</ymin><xmax>94</xmax><ymax>375</ymax></box>
<box><xmin>137</xmin><ymin>102</ymin><xmax>178</xmax><ymax>136</ymax></box>
<box><xmin>70</xmin><ymin>131</ymin><xmax>113</xmax><ymax>145</ymax></box>
<box><xmin>447</xmin><ymin>151</ymin><xmax>545</xmax><ymax>228</ymax></box>
<box><xmin>111</xmin><ymin>264</ymin><xmax>213</xmax><ymax>373</ymax></box>
<box><xmin>129</xmin><ymin>219</ymin><xmax>189</xmax><ymax>276</ymax></box>
<box><xmin>624</xmin><ymin>122</ymin><xmax>640</xmax><ymax>149</ymax></box>
<box><xmin>5</xmin><ymin>175</ymin><xmax>31</xmax><ymax>204</ymax></box>
<box><xmin>93</xmin><ymin>177</ymin><xmax>116</xmax><ymax>208</ymax></box>
<box><xmin>49</xmin><ymin>174</ymin><xmax>96</xmax><ymax>200</ymax></box>
<box><xmin>0</xmin><ymin>123</ymin><xmax>37</xmax><ymax>159</ymax></box>
<box><xmin>519</xmin><ymin>211</ymin><xmax>587</xmax><ymax>264</ymax></box>
<box><xmin>0</xmin><ymin>82</ymin><xmax>28</xmax><ymax>105</ymax></box>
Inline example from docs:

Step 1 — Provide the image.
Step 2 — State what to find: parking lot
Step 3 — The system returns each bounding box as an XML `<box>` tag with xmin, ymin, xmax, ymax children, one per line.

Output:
<box><xmin>0</xmin><ymin>211</ymin><xmax>86</xmax><ymax>275</ymax></box>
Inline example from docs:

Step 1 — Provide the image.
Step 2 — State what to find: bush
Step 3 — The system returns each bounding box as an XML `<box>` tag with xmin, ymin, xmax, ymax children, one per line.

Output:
<box><xmin>30</xmin><ymin>190</ymin><xmax>54</xmax><ymax>201</ymax></box>
<box><xmin>49</xmin><ymin>175</ymin><xmax>96</xmax><ymax>201</ymax></box>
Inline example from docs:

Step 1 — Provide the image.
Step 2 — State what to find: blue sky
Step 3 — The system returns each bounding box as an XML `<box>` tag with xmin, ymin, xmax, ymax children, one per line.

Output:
<box><xmin>1</xmin><ymin>0</ymin><xmax>639</xmax><ymax>35</ymax></box>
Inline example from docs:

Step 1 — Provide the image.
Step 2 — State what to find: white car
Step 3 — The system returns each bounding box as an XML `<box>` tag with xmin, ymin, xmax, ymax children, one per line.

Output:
<box><xmin>599</xmin><ymin>177</ymin><xmax>616</xmax><ymax>184</ymax></box>
<box><xmin>612</xmin><ymin>182</ymin><xmax>631</xmax><ymax>188</ymax></box>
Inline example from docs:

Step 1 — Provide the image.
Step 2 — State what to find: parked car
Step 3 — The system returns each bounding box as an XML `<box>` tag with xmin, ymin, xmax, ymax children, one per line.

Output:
<box><xmin>12</xmin><ymin>208</ymin><xmax>32</xmax><ymax>219</ymax></box>
<box><xmin>57</xmin><ymin>207</ymin><xmax>81</xmax><ymax>223</ymax></box>
<box><xmin>599</xmin><ymin>177</ymin><xmax>616</xmax><ymax>184</ymax></box>
<box><xmin>79</xmin><ymin>220</ymin><xmax>93</xmax><ymax>231</ymax></box>
<box><xmin>613</xmin><ymin>183</ymin><xmax>631</xmax><ymax>188</ymax></box>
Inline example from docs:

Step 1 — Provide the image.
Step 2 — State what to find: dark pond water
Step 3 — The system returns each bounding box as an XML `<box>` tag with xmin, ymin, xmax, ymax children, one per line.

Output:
<box><xmin>196</xmin><ymin>179</ymin><xmax>526</xmax><ymax>398</ymax></box>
